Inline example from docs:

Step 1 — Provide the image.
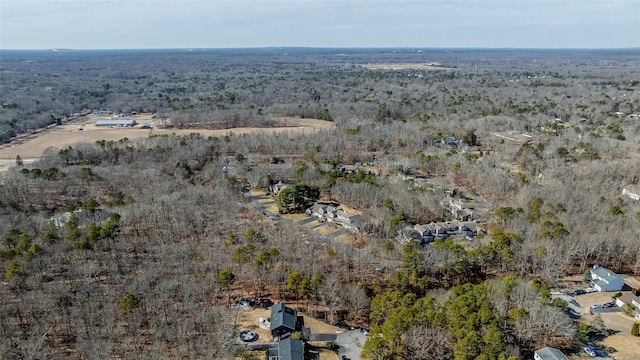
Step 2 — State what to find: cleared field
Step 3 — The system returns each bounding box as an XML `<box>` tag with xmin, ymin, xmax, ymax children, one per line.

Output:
<box><xmin>0</xmin><ymin>114</ymin><xmax>334</xmax><ymax>163</ymax></box>
<box><xmin>360</xmin><ymin>63</ymin><xmax>449</xmax><ymax>70</ymax></box>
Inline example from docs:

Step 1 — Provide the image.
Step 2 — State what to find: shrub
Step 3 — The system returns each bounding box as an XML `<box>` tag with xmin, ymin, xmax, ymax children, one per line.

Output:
<box><xmin>5</xmin><ymin>261</ymin><xmax>27</xmax><ymax>281</ymax></box>
<box><xmin>119</xmin><ymin>293</ymin><xmax>140</xmax><ymax>314</ymax></box>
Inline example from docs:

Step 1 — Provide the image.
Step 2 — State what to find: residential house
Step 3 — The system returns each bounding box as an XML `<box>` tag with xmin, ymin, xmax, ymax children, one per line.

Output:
<box><xmin>533</xmin><ymin>346</ymin><xmax>568</xmax><ymax>360</ymax></box>
<box><xmin>270</xmin><ymin>303</ymin><xmax>301</xmax><ymax>338</ymax></box>
<box><xmin>442</xmin><ymin>136</ymin><xmax>459</xmax><ymax>147</ymax></box>
<box><xmin>615</xmin><ymin>293</ymin><xmax>640</xmax><ymax>317</ymax></box>
<box><xmin>407</xmin><ymin>220</ymin><xmax>484</xmax><ymax>243</ymax></box>
<box><xmin>431</xmin><ymin>222</ymin><xmax>450</xmax><ymax>239</ymax></box>
<box><xmin>268</xmin><ymin>337</ymin><xmax>305</xmax><ymax>360</ymax></box>
<box><xmin>397</xmin><ymin>226</ymin><xmax>423</xmax><ymax>244</ymax></box>
<box><xmin>307</xmin><ymin>204</ymin><xmax>335</xmax><ymax>221</ymax></box>
<box><xmin>335</xmin><ymin>209</ymin><xmax>360</xmax><ymax>229</ymax></box>
<box><xmin>449</xmin><ymin>198</ymin><xmax>477</xmax><ymax>221</ymax></box>
<box><xmin>324</xmin><ymin>205</ymin><xmax>338</xmax><ymax>222</ymax></box>
<box><xmin>307</xmin><ymin>203</ymin><xmax>363</xmax><ymax>231</ymax></box>
<box><xmin>459</xmin><ymin>221</ymin><xmax>480</xmax><ymax>239</ymax></box>
<box><xmin>339</xmin><ymin>163</ymin><xmax>363</xmax><ymax>174</ymax></box>
<box><xmin>413</xmin><ymin>224</ymin><xmax>436</xmax><ymax>243</ymax></box>
<box><xmin>442</xmin><ymin>221</ymin><xmax>460</xmax><ymax>235</ymax></box>
<box><xmin>590</xmin><ymin>265</ymin><xmax>625</xmax><ymax>292</ymax></box>
<box><xmin>270</xmin><ymin>181</ymin><xmax>289</xmax><ymax>196</ymax></box>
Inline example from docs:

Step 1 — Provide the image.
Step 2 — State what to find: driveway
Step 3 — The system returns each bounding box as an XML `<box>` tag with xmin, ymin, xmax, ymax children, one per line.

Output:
<box><xmin>335</xmin><ymin>330</ymin><xmax>366</xmax><ymax>360</ymax></box>
<box><xmin>552</xmin><ymin>293</ymin><xmax>584</xmax><ymax>315</ymax></box>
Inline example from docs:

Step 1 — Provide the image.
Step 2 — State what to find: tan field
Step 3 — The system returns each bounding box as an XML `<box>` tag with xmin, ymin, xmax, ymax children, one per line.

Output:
<box><xmin>360</xmin><ymin>63</ymin><xmax>449</xmax><ymax>71</ymax></box>
<box><xmin>0</xmin><ymin>114</ymin><xmax>334</xmax><ymax>171</ymax></box>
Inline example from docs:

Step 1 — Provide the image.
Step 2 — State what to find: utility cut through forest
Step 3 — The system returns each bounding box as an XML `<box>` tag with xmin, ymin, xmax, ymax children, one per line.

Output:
<box><xmin>1</xmin><ymin>48</ymin><xmax>640</xmax><ymax>359</ymax></box>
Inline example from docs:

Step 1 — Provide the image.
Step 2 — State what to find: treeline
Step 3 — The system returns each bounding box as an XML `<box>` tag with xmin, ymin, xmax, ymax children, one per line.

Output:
<box><xmin>2</xmin><ymin>49</ymin><xmax>639</xmax><ymax>144</ymax></box>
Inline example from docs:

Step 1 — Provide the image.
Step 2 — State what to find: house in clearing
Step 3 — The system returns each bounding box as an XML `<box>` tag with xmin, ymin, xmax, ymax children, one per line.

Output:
<box><xmin>268</xmin><ymin>337</ymin><xmax>305</xmax><ymax>360</ymax></box>
<box><xmin>590</xmin><ymin>265</ymin><xmax>624</xmax><ymax>292</ymax></box>
<box><xmin>307</xmin><ymin>203</ymin><xmax>338</xmax><ymax>221</ymax></box>
<box><xmin>270</xmin><ymin>181</ymin><xmax>289</xmax><ymax>196</ymax></box>
<box><xmin>335</xmin><ymin>209</ymin><xmax>363</xmax><ymax>232</ymax></box>
<box><xmin>95</xmin><ymin>119</ymin><xmax>137</xmax><ymax>127</ymax></box>
<box><xmin>534</xmin><ymin>346</ymin><xmax>568</xmax><ymax>360</ymax></box>
<box><xmin>449</xmin><ymin>198</ymin><xmax>478</xmax><ymax>221</ymax></box>
<box><xmin>270</xmin><ymin>303</ymin><xmax>302</xmax><ymax>338</ymax></box>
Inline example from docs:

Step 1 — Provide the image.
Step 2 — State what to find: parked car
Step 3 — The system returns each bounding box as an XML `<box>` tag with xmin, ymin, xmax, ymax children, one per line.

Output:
<box><xmin>574</xmin><ymin>289</ymin><xmax>586</xmax><ymax>295</ymax></box>
<box><xmin>583</xmin><ymin>347</ymin><xmax>596</xmax><ymax>357</ymax></box>
<box><xmin>141</xmin><ymin>124</ymin><xmax>152</xmax><ymax>129</ymax></box>
<box><xmin>585</xmin><ymin>287</ymin><xmax>597</xmax><ymax>293</ymax></box>
<box><xmin>590</xmin><ymin>304</ymin><xmax>603</xmax><ymax>309</ymax></box>
<box><xmin>603</xmin><ymin>301</ymin><xmax>616</xmax><ymax>308</ymax></box>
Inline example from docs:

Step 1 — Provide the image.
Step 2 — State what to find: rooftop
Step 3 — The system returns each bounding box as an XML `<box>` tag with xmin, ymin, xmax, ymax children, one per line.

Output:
<box><xmin>270</xmin><ymin>303</ymin><xmax>297</xmax><ymax>332</ymax></box>
<box><xmin>591</xmin><ymin>266</ymin><xmax>622</xmax><ymax>282</ymax></box>
<box><xmin>535</xmin><ymin>346</ymin><xmax>568</xmax><ymax>360</ymax></box>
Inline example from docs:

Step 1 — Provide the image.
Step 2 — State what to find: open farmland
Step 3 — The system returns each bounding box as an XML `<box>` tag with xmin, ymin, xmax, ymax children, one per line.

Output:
<box><xmin>0</xmin><ymin>115</ymin><xmax>333</xmax><ymax>165</ymax></box>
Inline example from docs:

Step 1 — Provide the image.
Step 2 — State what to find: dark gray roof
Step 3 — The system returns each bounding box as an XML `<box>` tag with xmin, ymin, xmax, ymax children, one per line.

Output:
<box><xmin>270</xmin><ymin>303</ymin><xmax>297</xmax><ymax>332</ymax></box>
<box><xmin>279</xmin><ymin>337</ymin><xmax>304</xmax><ymax>360</ymax></box>
<box><xmin>535</xmin><ymin>347</ymin><xmax>568</xmax><ymax>360</ymax></box>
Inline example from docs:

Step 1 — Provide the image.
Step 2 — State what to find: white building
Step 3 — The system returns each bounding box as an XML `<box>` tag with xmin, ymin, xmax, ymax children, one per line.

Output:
<box><xmin>534</xmin><ymin>347</ymin><xmax>568</xmax><ymax>360</ymax></box>
<box><xmin>590</xmin><ymin>266</ymin><xmax>624</xmax><ymax>292</ymax></box>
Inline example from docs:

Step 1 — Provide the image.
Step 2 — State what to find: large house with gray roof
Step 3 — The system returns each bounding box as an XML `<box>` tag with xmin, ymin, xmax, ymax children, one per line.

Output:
<box><xmin>590</xmin><ymin>265</ymin><xmax>624</xmax><ymax>292</ymax></box>
<box><xmin>270</xmin><ymin>303</ymin><xmax>301</xmax><ymax>338</ymax></box>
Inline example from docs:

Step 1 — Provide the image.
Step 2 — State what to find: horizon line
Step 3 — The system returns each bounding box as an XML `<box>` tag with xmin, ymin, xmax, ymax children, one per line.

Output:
<box><xmin>2</xmin><ymin>46</ymin><xmax>640</xmax><ymax>52</ymax></box>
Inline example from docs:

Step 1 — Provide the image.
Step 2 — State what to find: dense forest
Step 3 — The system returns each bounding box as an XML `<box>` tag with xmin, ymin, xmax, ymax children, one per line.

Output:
<box><xmin>1</xmin><ymin>48</ymin><xmax>639</xmax><ymax>359</ymax></box>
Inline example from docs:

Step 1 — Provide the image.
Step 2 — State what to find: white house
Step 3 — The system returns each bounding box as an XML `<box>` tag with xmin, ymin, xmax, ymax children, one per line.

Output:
<box><xmin>590</xmin><ymin>266</ymin><xmax>624</xmax><ymax>292</ymax></box>
<box><xmin>534</xmin><ymin>347</ymin><xmax>568</xmax><ymax>360</ymax></box>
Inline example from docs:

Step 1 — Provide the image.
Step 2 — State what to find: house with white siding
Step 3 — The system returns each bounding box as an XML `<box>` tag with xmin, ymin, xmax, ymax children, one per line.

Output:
<box><xmin>590</xmin><ymin>265</ymin><xmax>624</xmax><ymax>292</ymax></box>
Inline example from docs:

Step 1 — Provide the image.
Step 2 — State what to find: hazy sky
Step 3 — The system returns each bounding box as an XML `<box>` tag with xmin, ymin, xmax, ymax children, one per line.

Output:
<box><xmin>1</xmin><ymin>0</ymin><xmax>639</xmax><ymax>49</ymax></box>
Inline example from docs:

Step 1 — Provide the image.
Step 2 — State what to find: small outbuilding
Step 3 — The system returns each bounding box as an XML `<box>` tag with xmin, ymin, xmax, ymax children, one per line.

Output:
<box><xmin>590</xmin><ymin>265</ymin><xmax>625</xmax><ymax>292</ymax></box>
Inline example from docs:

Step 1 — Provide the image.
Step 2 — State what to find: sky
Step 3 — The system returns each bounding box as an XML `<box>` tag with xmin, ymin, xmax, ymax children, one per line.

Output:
<box><xmin>1</xmin><ymin>0</ymin><xmax>639</xmax><ymax>50</ymax></box>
